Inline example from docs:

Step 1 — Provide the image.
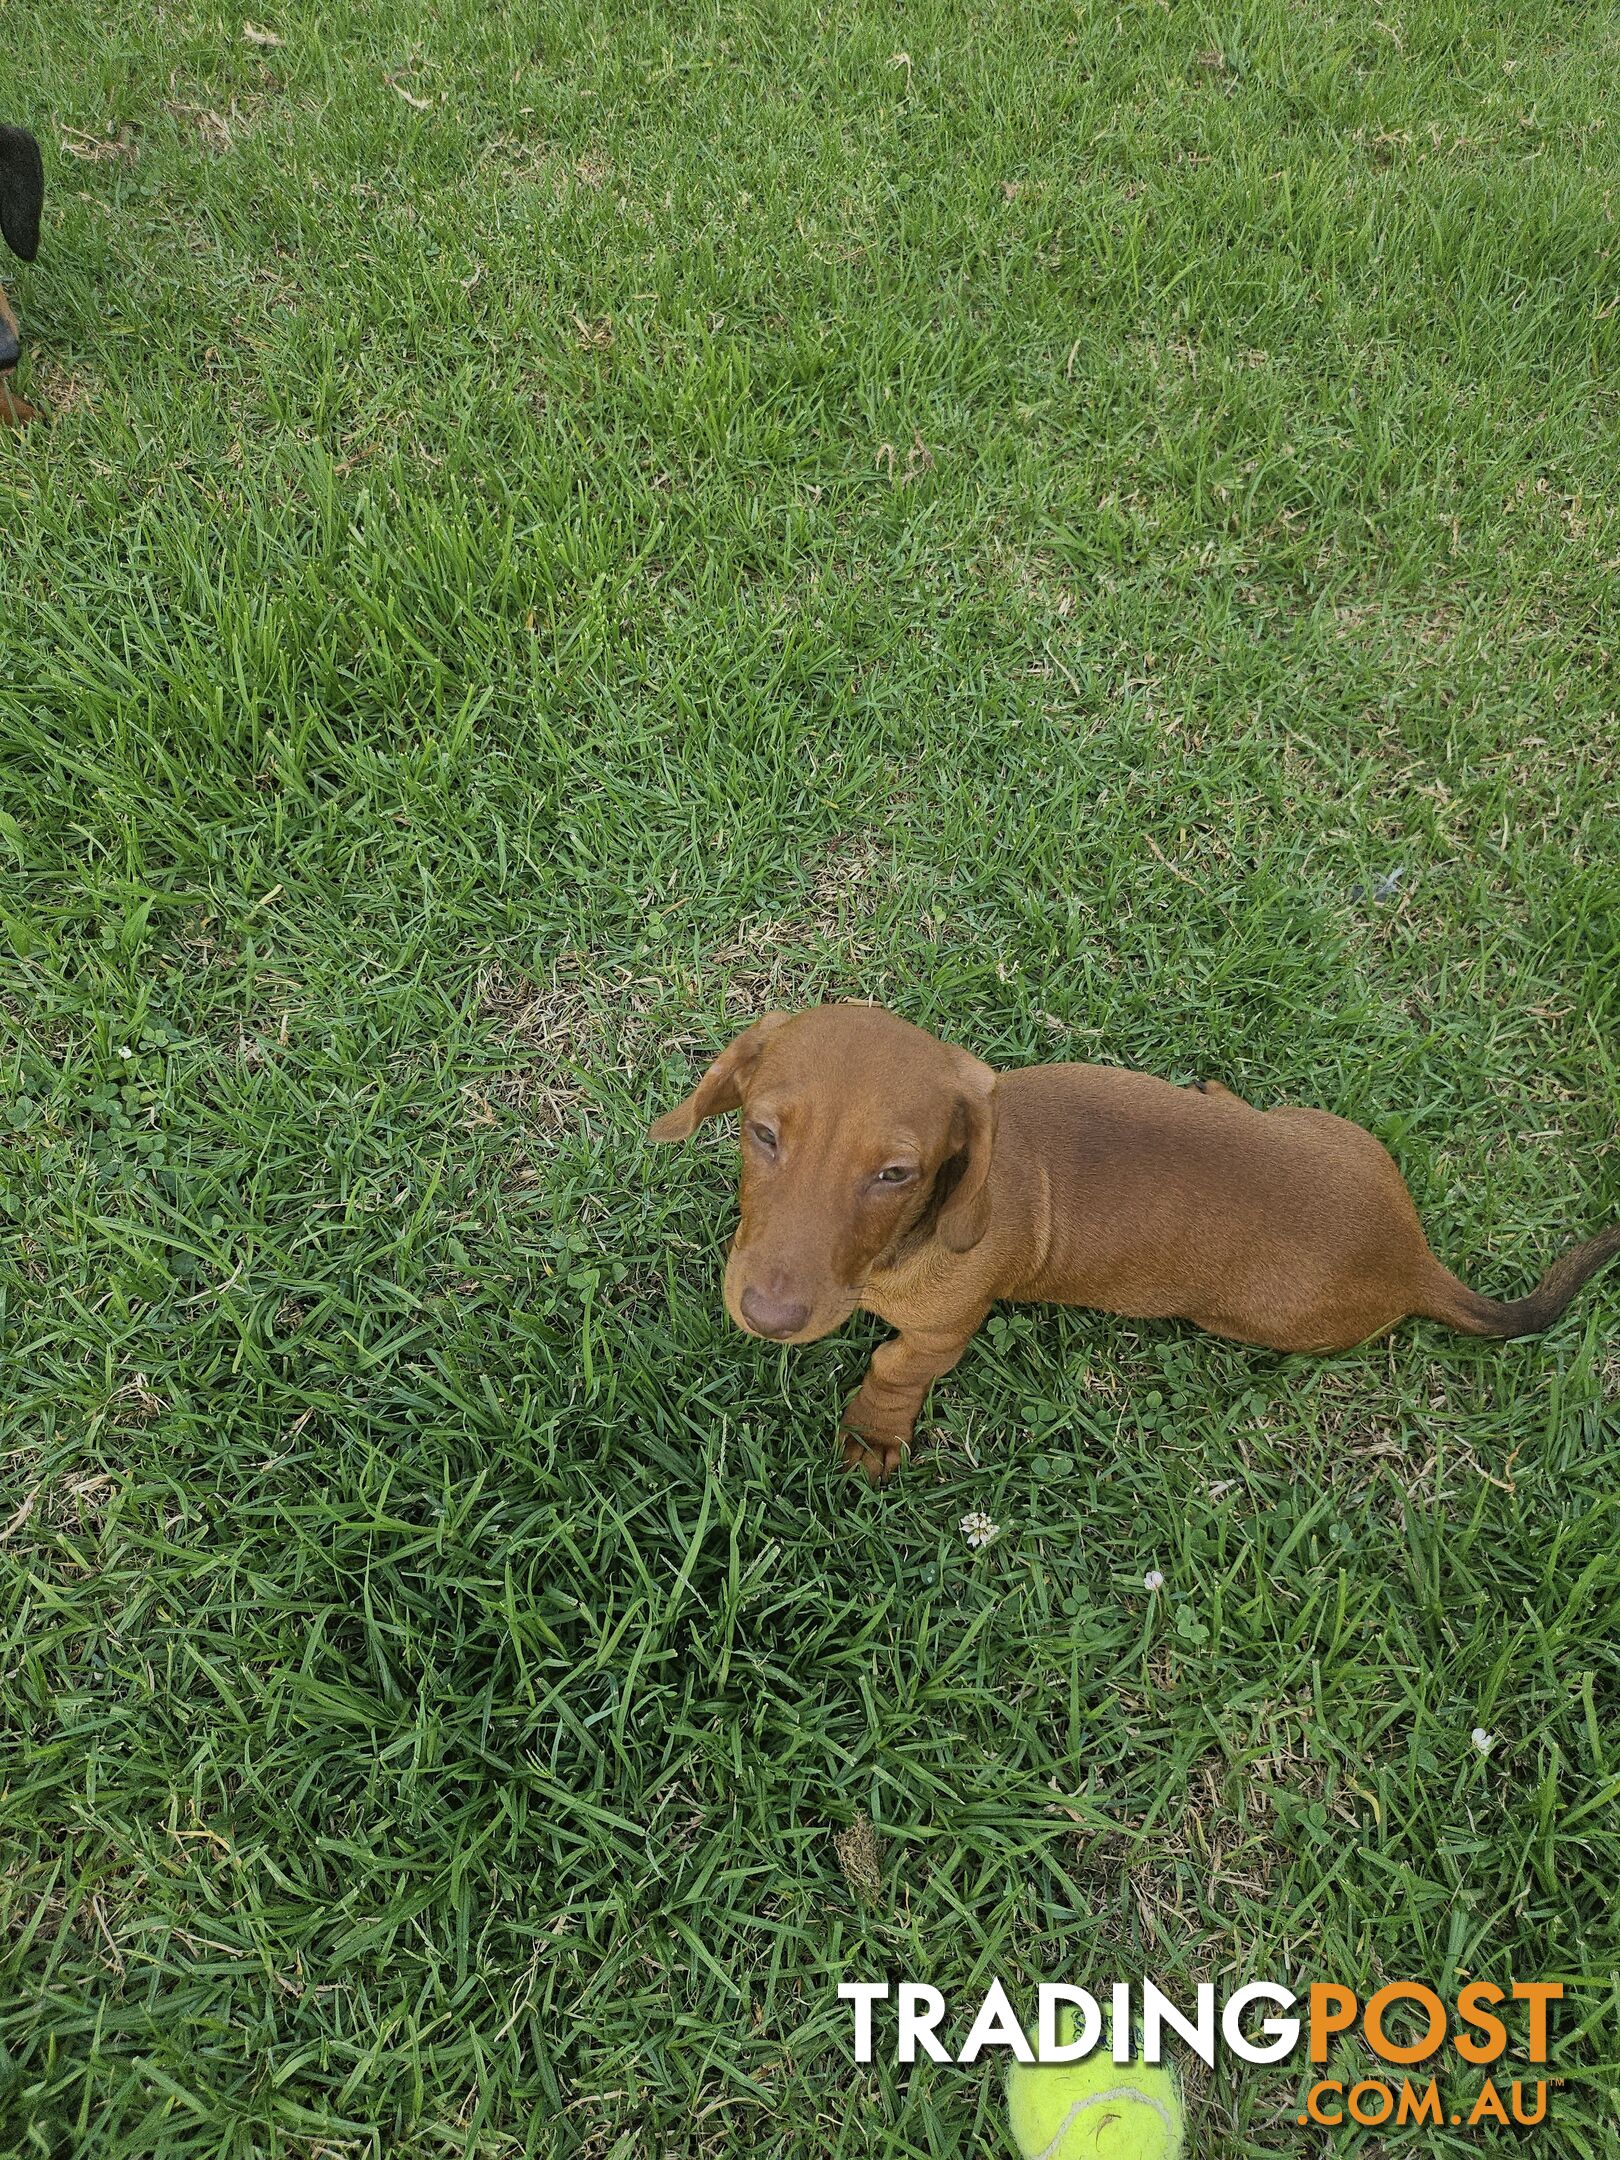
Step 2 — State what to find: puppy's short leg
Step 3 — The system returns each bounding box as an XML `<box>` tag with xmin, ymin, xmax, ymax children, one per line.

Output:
<box><xmin>840</xmin><ymin>1324</ymin><xmax>979</xmax><ymax>1482</ymax></box>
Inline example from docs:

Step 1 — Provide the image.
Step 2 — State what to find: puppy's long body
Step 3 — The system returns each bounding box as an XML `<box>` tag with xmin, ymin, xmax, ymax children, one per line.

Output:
<box><xmin>650</xmin><ymin>1005</ymin><xmax>1619</xmax><ymax>1479</ymax></box>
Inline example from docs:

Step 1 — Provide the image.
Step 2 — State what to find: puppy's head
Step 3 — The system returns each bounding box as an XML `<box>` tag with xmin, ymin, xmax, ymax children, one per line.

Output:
<box><xmin>649</xmin><ymin>1004</ymin><xmax>997</xmax><ymax>1343</ymax></box>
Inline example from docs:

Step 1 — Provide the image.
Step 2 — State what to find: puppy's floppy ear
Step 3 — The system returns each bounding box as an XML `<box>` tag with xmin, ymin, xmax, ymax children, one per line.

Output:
<box><xmin>936</xmin><ymin>1051</ymin><xmax>998</xmax><ymax>1252</ymax></box>
<box><xmin>648</xmin><ymin>1012</ymin><xmax>788</xmax><ymax>1142</ymax></box>
<box><xmin>0</xmin><ymin>129</ymin><xmax>44</xmax><ymax>263</ymax></box>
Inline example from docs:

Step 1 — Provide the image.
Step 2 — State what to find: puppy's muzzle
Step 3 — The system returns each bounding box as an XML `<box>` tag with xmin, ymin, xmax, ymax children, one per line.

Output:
<box><xmin>738</xmin><ymin>1285</ymin><xmax>811</xmax><ymax>1340</ymax></box>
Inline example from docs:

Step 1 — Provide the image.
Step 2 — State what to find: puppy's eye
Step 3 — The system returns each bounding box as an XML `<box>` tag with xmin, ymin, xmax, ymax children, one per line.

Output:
<box><xmin>875</xmin><ymin>1164</ymin><xmax>913</xmax><ymax>1185</ymax></box>
<box><xmin>748</xmin><ymin>1122</ymin><xmax>778</xmax><ymax>1152</ymax></box>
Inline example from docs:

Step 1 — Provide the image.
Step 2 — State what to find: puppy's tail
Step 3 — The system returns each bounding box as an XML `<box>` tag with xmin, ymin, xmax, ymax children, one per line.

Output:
<box><xmin>1420</xmin><ymin>1224</ymin><xmax>1620</xmax><ymax>1339</ymax></box>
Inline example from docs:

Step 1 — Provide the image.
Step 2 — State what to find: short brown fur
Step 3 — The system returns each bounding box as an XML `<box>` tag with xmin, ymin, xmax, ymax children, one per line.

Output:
<box><xmin>649</xmin><ymin>1004</ymin><xmax>1619</xmax><ymax>1479</ymax></box>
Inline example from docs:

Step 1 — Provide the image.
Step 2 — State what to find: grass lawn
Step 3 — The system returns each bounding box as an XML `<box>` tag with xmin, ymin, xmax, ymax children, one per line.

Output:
<box><xmin>3</xmin><ymin>0</ymin><xmax>1619</xmax><ymax>2152</ymax></box>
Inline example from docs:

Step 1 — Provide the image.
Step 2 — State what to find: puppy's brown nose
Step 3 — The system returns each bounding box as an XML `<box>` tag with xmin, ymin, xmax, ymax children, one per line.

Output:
<box><xmin>740</xmin><ymin>1286</ymin><xmax>810</xmax><ymax>1339</ymax></box>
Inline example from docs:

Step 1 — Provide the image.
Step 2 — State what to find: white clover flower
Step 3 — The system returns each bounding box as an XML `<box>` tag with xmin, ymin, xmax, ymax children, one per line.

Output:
<box><xmin>960</xmin><ymin>1511</ymin><xmax>1000</xmax><ymax>1551</ymax></box>
<box><xmin>1143</xmin><ymin>1569</ymin><xmax>1165</xmax><ymax>1592</ymax></box>
<box><xmin>1472</xmin><ymin>1728</ymin><xmax>1494</xmax><ymax>1753</ymax></box>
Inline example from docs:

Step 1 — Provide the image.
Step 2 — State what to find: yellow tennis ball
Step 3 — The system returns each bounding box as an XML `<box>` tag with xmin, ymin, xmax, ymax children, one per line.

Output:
<box><xmin>1007</xmin><ymin>2038</ymin><xmax>1183</xmax><ymax>2160</ymax></box>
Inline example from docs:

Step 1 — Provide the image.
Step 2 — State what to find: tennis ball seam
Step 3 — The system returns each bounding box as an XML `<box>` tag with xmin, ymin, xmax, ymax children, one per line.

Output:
<box><xmin>1028</xmin><ymin>2083</ymin><xmax>1176</xmax><ymax>2160</ymax></box>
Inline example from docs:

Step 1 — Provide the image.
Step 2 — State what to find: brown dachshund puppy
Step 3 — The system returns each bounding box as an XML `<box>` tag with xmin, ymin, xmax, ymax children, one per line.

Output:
<box><xmin>650</xmin><ymin>1003</ymin><xmax>1620</xmax><ymax>1480</ymax></box>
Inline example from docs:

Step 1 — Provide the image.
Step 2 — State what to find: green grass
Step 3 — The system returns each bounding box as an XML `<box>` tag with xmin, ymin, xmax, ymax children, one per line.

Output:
<box><xmin>2</xmin><ymin>0</ymin><xmax>1619</xmax><ymax>2152</ymax></box>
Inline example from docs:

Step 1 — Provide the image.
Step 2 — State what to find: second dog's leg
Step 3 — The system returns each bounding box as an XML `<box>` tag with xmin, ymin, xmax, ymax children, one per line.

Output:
<box><xmin>840</xmin><ymin>1324</ymin><xmax>979</xmax><ymax>1481</ymax></box>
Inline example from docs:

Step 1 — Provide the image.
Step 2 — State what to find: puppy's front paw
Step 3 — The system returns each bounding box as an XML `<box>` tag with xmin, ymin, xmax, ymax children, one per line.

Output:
<box><xmin>838</xmin><ymin>1392</ymin><xmax>915</xmax><ymax>1482</ymax></box>
<box><xmin>839</xmin><ymin>1427</ymin><xmax>906</xmax><ymax>1483</ymax></box>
